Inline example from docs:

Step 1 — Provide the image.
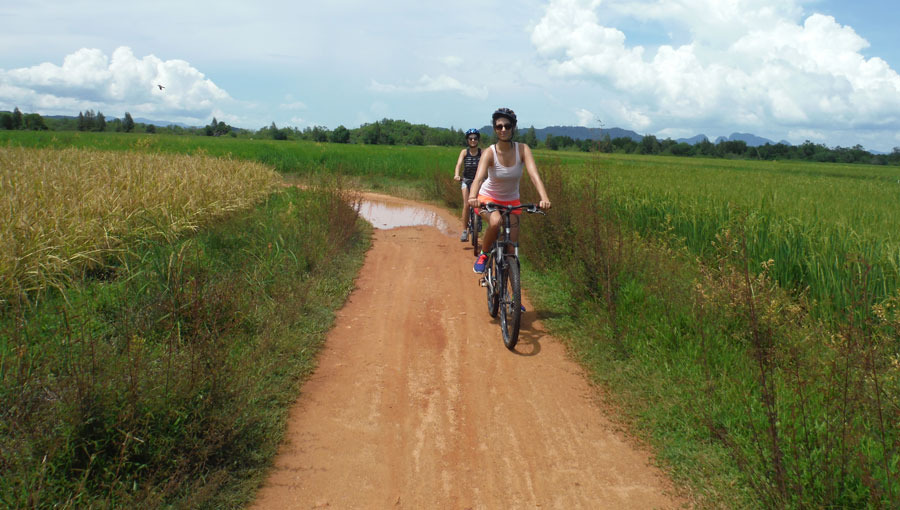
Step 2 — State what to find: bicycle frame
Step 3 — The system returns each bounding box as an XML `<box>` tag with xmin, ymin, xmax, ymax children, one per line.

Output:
<box><xmin>481</xmin><ymin>203</ymin><xmax>541</xmax><ymax>257</ymax></box>
<box><xmin>479</xmin><ymin>203</ymin><xmax>543</xmax><ymax>349</ymax></box>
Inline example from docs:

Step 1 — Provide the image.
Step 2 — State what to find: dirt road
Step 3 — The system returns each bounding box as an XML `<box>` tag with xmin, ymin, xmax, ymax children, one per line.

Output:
<box><xmin>251</xmin><ymin>193</ymin><xmax>688</xmax><ymax>509</ymax></box>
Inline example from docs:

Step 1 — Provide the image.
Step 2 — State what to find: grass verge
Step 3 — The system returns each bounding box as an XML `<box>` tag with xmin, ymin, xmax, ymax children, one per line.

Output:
<box><xmin>517</xmin><ymin>164</ymin><xmax>899</xmax><ymax>508</ymax></box>
<box><xmin>1</xmin><ymin>184</ymin><xmax>370</xmax><ymax>508</ymax></box>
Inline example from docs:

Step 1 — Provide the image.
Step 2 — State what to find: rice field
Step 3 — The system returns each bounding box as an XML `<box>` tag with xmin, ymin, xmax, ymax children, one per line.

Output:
<box><xmin>5</xmin><ymin>130</ymin><xmax>899</xmax><ymax>317</ymax></box>
<box><xmin>0</xmin><ymin>130</ymin><xmax>455</xmax><ymax>181</ymax></box>
<box><xmin>2</xmin><ymin>131</ymin><xmax>898</xmax><ymax>507</ymax></box>
<box><xmin>1</xmin><ymin>145</ymin><xmax>280</xmax><ymax>302</ymax></box>
<box><xmin>551</xmin><ymin>153</ymin><xmax>900</xmax><ymax>317</ymax></box>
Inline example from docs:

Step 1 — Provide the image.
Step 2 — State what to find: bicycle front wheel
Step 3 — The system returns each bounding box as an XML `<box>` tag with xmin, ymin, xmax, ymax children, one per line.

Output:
<box><xmin>486</xmin><ymin>254</ymin><xmax>499</xmax><ymax>318</ymax></box>
<box><xmin>499</xmin><ymin>255</ymin><xmax>522</xmax><ymax>350</ymax></box>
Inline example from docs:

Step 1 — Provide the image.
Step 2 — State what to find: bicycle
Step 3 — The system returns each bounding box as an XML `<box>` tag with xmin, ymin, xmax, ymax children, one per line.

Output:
<box><xmin>466</xmin><ymin>202</ymin><xmax>482</xmax><ymax>255</ymax></box>
<box><xmin>478</xmin><ymin>203</ymin><xmax>544</xmax><ymax>350</ymax></box>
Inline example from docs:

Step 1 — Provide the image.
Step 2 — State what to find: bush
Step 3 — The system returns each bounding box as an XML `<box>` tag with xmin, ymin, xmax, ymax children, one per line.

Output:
<box><xmin>0</xmin><ymin>184</ymin><xmax>370</xmax><ymax>508</ymax></box>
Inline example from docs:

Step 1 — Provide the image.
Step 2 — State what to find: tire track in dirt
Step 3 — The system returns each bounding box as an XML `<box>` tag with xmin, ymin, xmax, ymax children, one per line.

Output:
<box><xmin>251</xmin><ymin>193</ymin><xmax>688</xmax><ymax>509</ymax></box>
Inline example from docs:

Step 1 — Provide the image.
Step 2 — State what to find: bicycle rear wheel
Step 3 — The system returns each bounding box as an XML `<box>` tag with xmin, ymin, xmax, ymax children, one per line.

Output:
<box><xmin>486</xmin><ymin>253</ymin><xmax>499</xmax><ymax>318</ymax></box>
<box><xmin>498</xmin><ymin>255</ymin><xmax>522</xmax><ymax>350</ymax></box>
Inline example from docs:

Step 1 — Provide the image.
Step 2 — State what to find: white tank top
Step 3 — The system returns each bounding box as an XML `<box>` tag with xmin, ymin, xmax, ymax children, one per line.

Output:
<box><xmin>479</xmin><ymin>143</ymin><xmax>523</xmax><ymax>201</ymax></box>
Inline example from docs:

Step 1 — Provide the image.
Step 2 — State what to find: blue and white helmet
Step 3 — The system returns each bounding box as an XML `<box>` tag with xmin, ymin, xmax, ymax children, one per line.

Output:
<box><xmin>465</xmin><ymin>128</ymin><xmax>480</xmax><ymax>139</ymax></box>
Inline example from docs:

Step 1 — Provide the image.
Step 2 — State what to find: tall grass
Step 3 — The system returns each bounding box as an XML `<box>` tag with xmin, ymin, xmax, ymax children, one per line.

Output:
<box><xmin>6</xmin><ymin>131</ymin><xmax>899</xmax><ymax>506</ymax></box>
<box><xmin>520</xmin><ymin>162</ymin><xmax>900</xmax><ymax>508</ymax></box>
<box><xmin>1</xmin><ymin>146</ymin><xmax>280</xmax><ymax>304</ymax></box>
<box><xmin>552</xmin><ymin>153</ymin><xmax>900</xmax><ymax>320</ymax></box>
<box><xmin>1</xmin><ymin>184</ymin><xmax>369</xmax><ymax>508</ymax></box>
<box><xmin>1</xmin><ymin>131</ymin><xmax>456</xmax><ymax>190</ymax></box>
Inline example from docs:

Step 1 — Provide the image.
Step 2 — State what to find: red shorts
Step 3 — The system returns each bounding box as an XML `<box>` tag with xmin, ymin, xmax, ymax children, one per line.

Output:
<box><xmin>478</xmin><ymin>195</ymin><xmax>522</xmax><ymax>215</ymax></box>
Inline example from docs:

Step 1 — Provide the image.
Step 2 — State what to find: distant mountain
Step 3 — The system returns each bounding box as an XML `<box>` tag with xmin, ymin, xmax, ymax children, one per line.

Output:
<box><xmin>133</xmin><ymin>117</ymin><xmax>194</xmax><ymax>128</ymax></box>
<box><xmin>538</xmin><ymin>125</ymin><xmax>644</xmax><ymax>143</ymax></box>
<box><xmin>480</xmin><ymin>125</ymin><xmax>790</xmax><ymax>147</ymax></box>
<box><xmin>714</xmin><ymin>132</ymin><xmax>785</xmax><ymax>147</ymax></box>
<box><xmin>481</xmin><ymin>125</ymin><xmax>643</xmax><ymax>142</ymax></box>
<box><xmin>676</xmin><ymin>134</ymin><xmax>710</xmax><ymax>145</ymax></box>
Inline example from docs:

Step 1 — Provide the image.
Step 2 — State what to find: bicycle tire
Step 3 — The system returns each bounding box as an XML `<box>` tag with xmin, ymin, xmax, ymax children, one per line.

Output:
<box><xmin>499</xmin><ymin>255</ymin><xmax>522</xmax><ymax>350</ymax></box>
<box><xmin>470</xmin><ymin>210</ymin><xmax>480</xmax><ymax>255</ymax></box>
<box><xmin>486</xmin><ymin>253</ymin><xmax>500</xmax><ymax>318</ymax></box>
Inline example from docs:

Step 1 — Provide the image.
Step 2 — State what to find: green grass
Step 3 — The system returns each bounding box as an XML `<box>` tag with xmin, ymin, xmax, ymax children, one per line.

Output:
<box><xmin>5</xmin><ymin>131</ymin><xmax>899</xmax><ymax>508</ymax></box>
<box><xmin>1</xmin><ymin>185</ymin><xmax>370</xmax><ymax>508</ymax></box>
<box><xmin>0</xmin><ymin>130</ymin><xmax>458</xmax><ymax>192</ymax></box>
<box><xmin>534</xmin><ymin>153</ymin><xmax>900</xmax><ymax>320</ymax></box>
<box><xmin>519</xmin><ymin>164</ymin><xmax>900</xmax><ymax>508</ymax></box>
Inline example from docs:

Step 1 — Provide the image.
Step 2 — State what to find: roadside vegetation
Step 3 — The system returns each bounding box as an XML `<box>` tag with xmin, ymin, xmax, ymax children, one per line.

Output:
<box><xmin>528</xmin><ymin>167</ymin><xmax>898</xmax><ymax>508</ymax></box>
<box><xmin>437</xmin><ymin>151</ymin><xmax>900</xmax><ymax>508</ymax></box>
<box><xmin>1</xmin><ymin>144</ymin><xmax>369</xmax><ymax>507</ymax></box>
<box><xmin>3</xmin><ymin>131</ymin><xmax>898</xmax><ymax>508</ymax></box>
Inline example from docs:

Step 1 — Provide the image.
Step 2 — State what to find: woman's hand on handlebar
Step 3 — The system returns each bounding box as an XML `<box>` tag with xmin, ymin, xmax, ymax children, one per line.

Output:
<box><xmin>468</xmin><ymin>196</ymin><xmax>479</xmax><ymax>209</ymax></box>
<box><xmin>539</xmin><ymin>200</ymin><xmax>551</xmax><ymax>210</ymax></box>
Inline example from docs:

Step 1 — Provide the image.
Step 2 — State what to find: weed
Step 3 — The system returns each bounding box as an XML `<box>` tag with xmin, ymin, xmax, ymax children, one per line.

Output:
<box><xmin>0</xmin><ymin>182</ymin><xmax>370</xmax><ymax>508</ymax></box>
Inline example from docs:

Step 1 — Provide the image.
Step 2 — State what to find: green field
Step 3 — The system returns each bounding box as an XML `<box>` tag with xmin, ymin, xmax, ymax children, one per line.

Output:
<box><xmin>2</xmin><ymin>131</ymin><xmax>898</xmax><ymax>508</ymax></box>
<box><xmin>559</xmin><ymin>153</ymin><xmax>900</xmax><ymax>317</ymax></box>
<box><xmin>0</xmin><ymin>130</ymin><xmax>455</xmax><ymax>189</ymax></box>
<box><xmin>11</xmin><ymin>130</ymin><xmax>898</xmax><ymax>317</ymax></box>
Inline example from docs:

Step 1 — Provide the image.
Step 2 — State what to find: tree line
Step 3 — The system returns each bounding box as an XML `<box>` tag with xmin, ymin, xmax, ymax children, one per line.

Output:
<box><xmin>592</xmin><ymin>133</ymin><xmax>900</xmax><ymax>165</ymax></box>
<box><xmin>0</xmin><ymin>107</ymin><xmax>47</xmax><ymax>131</ymax></box>
<box><xmin>3</xmin><ymin>108</ymin><xmax>898</xmax><ymax>165</ymax></box>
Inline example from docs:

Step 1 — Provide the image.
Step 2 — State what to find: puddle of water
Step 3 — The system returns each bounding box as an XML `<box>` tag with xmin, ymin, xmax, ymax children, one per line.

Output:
<box><xmin>357</xmin><ymin>200</ymin><xmax>450</xmax><ymax>234</ymax></box>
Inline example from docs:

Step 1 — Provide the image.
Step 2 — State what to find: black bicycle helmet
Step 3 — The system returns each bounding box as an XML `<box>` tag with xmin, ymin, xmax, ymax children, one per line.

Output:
<box><xmin>491</xmin><ymin>107</ymin><xmax>517</xmax><ymax>126</ymax></box>
<box><xmin>465</xmin><ymin>128</ymin><xmax>480</xmax><ymax>138</ymax></box>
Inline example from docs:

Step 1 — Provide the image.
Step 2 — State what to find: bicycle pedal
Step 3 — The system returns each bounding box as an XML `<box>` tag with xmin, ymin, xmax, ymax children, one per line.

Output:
<box><xmin>479</xmin><ymin>277</ymin><xmax>487</xmax><ymax>287</ymax></box>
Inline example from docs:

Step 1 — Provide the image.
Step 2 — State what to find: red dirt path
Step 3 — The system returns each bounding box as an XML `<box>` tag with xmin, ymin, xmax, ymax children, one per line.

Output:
<box><xmin>250</xmin><ymin>193</ymin><xmax>689</xmax><ymax>509</ymax></box>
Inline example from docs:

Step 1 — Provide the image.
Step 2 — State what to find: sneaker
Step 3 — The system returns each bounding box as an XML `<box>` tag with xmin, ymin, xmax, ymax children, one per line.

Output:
<box><xmin>460</xmin><ymin>230</ymin><xmax>468</xmax><ymax>242</ymax></box>
<box><xmin>473</xmin><ymin>253</ymin><xmax>488</xmax><ymax>273</ymax></box>
<box><xmin>520</xmin><ymin>304</ymin><xmax>526</xmax><ymax>312</ymax></box>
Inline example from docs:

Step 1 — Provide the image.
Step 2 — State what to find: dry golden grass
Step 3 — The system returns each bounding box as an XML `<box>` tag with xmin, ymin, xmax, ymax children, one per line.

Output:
<box><xmin>1</xmin><ymin>146</ymin><xmax>280</xmax><ymax>301</ymax></box>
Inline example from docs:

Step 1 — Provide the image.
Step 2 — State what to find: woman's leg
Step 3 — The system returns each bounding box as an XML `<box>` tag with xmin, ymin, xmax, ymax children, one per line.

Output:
<box><xmin>480</xmin><ymin>210</ymin><xmax>502</xmax><ymax>252</ymax></box>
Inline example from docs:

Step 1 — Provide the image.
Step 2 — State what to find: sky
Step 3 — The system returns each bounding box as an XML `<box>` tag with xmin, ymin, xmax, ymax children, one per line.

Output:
<box><xmin>2</xmin><ymin>0</ymin><xmax>899</xmax><ymax>152</ymax></box>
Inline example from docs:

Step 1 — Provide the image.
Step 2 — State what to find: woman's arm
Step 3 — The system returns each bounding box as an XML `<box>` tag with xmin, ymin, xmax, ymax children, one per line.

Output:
<box><xmin>521</xmin><ymin>144</ymin><xmax>551</xmax><ymax>210</ymax></box>
<box><xmin>467</xmin><ymin>147</ymin><xmax>492</xmax><ymax>208</ymax></box>
<box><xmin>453</xmin><ymin>149</ymin><xmax>466</xmax><ymax>181</ymax></box>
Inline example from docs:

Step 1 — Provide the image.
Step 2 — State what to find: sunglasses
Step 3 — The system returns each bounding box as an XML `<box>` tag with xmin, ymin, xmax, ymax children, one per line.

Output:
<box><xmin>494</xmin><ymin>123</ymin><xmax>513</xmax><ymax>131</ymax></box>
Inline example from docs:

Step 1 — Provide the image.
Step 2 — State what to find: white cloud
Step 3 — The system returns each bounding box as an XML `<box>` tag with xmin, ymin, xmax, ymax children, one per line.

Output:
<box><xmin>280</xmin><ymin>101</ymin><xmax>307</xmax><ymax>110</ymax></box>
<box><xmin>441</xmin><ymin>56</ymin><xmax>464</xmax><ymax>68</ymax></box>
<box><xmin>575</xmin><ymin>108</ymin><xmax>596</xmax><ymax>127</ymax></box>
<box><xmin>530</xmin><ymin>0</ymin><xmax>900</xmax><ymax>142</ymax></box>
<box><xmin>370</xmin><ymin>74</ymin><xmax>488</xmax><ymax>100</ymax></box>
<box><xmin>788</xmin><ymin>128</ymin><xmax>826</xmax><ymax>142</ymax></box>
<box><xmin>616</xmin><ymin>104</ymin><xmax>652</xmax><ymax>131</ymax></box>
<box><xmin>0</xmin><ymin>46</ymin><xmax>230</xmax><ymax>122</ymax></box>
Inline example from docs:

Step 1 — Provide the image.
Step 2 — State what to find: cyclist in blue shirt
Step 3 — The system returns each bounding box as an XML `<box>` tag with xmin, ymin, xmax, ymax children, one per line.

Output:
<box><xmin>453</xmin><ymin>128</ymin><xmax>483</xmax><ymax>242</ymax></box>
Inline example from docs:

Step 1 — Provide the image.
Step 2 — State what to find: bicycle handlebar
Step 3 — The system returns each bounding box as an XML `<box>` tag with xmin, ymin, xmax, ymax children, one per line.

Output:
<box><xmin>480</xmin><ymin>203</ymin><xmax>545</xmax><ymax>215</ymax></box>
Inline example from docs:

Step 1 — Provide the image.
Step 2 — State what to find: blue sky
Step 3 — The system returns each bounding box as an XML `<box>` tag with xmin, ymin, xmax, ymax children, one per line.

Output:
<box><xmin>1</xmin><ymin>0</ymin><xmax>898</xmax><ymax>152</ymax></box>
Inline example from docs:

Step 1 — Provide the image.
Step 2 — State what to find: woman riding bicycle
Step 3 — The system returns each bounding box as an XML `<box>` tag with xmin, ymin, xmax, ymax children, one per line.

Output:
<box><xmin>467</xmin><ymin>108</ymin><xmax>551</xmax><ymax>273</ymax></box>
<box><xmin>453</xmin><ymin>128</ymin><xmax>482</xmax><ymax>242</ymax></box>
